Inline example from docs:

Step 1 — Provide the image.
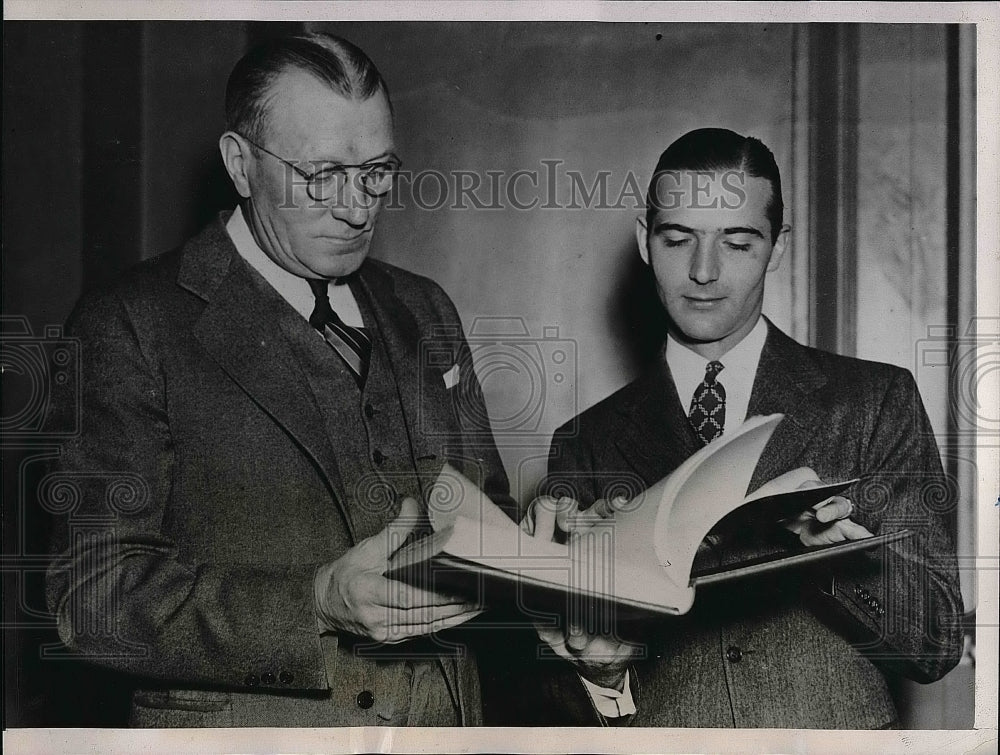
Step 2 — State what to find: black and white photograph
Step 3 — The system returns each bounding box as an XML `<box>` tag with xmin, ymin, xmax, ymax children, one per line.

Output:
<box><xmin>2</xmin><ymin>2</ymin><xmax>997</xmax><ymax>753</ymax></box>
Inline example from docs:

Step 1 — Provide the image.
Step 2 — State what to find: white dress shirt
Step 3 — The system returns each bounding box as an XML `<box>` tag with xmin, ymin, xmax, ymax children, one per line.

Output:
<box><xmin>581</xmin><ymin>669</ymin><xmax>637</xmax><ymax>719</ymax></box>
<box><xmin>666</xmin><ymin>317</ymin><xmax>768</xmax><ymax>435</ymax></box>
<box><xmin>226</xmin><ymin>206</ymin><xmax>365</xmax><ymax>327</ymax></box>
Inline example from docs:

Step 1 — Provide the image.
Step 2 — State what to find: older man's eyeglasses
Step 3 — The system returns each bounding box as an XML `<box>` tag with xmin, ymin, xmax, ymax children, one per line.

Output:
<box><xmin>239</xmin><ymin>134</ymin><xmax>401</xmax><ymax>202</ymax></box>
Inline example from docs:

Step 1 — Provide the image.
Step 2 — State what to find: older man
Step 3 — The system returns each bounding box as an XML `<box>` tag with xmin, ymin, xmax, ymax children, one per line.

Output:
<box><xmin>490</xmin><ymin>128</ymin><xmax>965</xmax><ymax>727</ymax></box>
<box><xmin>45</xmin><ymin>33</ymin><xmax>516</xmax><ymax>727</ymax></box>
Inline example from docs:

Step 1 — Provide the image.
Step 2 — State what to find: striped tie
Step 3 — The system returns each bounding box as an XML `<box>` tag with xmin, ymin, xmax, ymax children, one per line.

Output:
<box><xmin>307</xmin><ymin>278</ymin><xmax>372</xmax><ymax>386</ymax></box>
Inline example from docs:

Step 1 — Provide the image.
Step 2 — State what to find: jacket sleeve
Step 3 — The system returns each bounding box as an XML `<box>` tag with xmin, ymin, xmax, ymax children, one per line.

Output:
<box><xmin>44</xmin><ymin>290</ymin><xmax>329</xmax><ymax>691</ymax></box>
<box><xmin>539</xmin><ymin>417</ymin><xmax>615</xmax><ymax>507</ymax></box>
<box><xmin>807</xmin><ymin>368</ymin><xmax>965</xmax><ymax>683</ymax></box>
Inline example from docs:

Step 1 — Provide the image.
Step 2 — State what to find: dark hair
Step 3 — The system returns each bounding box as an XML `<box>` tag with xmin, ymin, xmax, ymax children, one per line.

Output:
<box><xmin>645</xmin><ymin>128</ymin><xmax>784</xmax><ymax>243</ymax></box>
<box><xmin>225</xmin><ymin>32</ymin><xmax>390</xmax><ymax>145</ymax></box>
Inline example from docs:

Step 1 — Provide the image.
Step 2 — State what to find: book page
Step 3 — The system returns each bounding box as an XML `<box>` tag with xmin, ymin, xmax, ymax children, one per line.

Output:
<box><xmin>426</xmin><ymin>463</ymin><xmax>691</xmax><ymax>613</ymax></box>
<box><xmin>649</xmin><ymin>414</ymin><xmax>784</xmax><ymax>585</ymax></box>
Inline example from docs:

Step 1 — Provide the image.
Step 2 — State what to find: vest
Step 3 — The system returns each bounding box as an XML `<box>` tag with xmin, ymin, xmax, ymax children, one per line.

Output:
<box><xmin>267</xmin><ymin>273</ymin><xmax>460</xmax><ymax>726</ymax></box>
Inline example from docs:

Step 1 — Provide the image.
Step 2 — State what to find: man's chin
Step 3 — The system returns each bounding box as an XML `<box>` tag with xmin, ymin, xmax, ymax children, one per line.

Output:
<box><xmin>309</xmin><ymin>247</ymin><xmax>369</xmax><ymax>279</ymax></box>
<box><xmin>673</xmin><ymin>331</ymin><xmax>726</xmax><ymax>347</ymax></box>
<box><xmin>668</xmin><ymin>314</ymin><xmax>729</xmax><ymax>345</ymax></box>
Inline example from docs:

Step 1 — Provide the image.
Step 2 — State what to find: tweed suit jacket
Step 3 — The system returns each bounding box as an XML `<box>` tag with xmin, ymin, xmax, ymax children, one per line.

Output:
<box><xmin>45</xmin><ymin>215</ymin><xmax>514</xmax><ymax>727</ymax></box>
<box><xmin>485</xmin><ymin>321</ymin><xmax>964</xmax><ymax>728</ymax></box>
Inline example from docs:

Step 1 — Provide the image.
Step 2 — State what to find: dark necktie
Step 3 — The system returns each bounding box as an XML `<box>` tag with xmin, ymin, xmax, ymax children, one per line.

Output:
<box><xmin>307</xmin><ymin>278</ymin><xmax>372</xmax><ymax>386</ymax></box>
<box><xmin>688</xmin><ymin>360</ymin><xmax>726</xmax><ymax>446</ymax></box>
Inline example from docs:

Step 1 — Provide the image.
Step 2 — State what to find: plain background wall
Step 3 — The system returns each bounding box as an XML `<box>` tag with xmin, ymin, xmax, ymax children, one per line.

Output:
<box><xmin>1</xmin><ymin>20</ymin><xmax>974</xmax><ymax>728</ymax></box>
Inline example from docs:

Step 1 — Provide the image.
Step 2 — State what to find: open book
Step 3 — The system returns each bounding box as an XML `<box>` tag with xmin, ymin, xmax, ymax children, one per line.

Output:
<box><xmin>387</xmin><ymin>414</ymin><xmax>910</xmax><ymax>617</ymax></box>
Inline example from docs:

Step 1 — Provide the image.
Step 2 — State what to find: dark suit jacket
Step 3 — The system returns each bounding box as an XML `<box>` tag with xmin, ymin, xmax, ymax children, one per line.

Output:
<box><xmin>485</xmin><ymin>322</ymin><xmax>964</xmax><ymax>728</ymax></box>
<box><xmin>45</xmin><ymin>215</ymin><xmax>513</xmax><ymax>726</ymax></box>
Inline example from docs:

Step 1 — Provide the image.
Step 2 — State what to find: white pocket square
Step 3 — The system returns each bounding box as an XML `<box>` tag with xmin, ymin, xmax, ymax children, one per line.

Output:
<box><xmin>443</xmin><ymin>364</ymin><xmax>460</xmax><ymax>389</ymax></box>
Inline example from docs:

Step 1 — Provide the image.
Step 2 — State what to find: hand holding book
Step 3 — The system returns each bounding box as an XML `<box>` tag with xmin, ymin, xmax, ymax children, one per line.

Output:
<box><xmin>527</xmin><ymin>460</ymin><xmax>874</xmax><ymax>558</ymax></box>
<box><xmin>781</xmin><ymin>477</ymin><xmax>874</xmax><ymax>545</ymax></box>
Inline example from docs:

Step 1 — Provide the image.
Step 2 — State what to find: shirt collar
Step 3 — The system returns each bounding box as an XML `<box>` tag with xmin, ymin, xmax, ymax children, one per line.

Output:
<box><xmin>225</xmin><ymin>205</ymin><xmax>320</xmax><ymax>322</ymax></box>
<box><xmin>665</xmin><ymin>316</ymin><xmax>768</xmax><ymax>398</ymax></box>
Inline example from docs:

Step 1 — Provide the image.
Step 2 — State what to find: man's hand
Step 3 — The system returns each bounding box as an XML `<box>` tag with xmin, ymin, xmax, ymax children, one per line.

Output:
<box><xmin>535</xmin><ymin>620</ymin><xmax>641</xmax><ymax>690</ymax></box>
<box><xmin>314</xmin><ymin>497</ymin><xmax>481</xmax><ymax>643</ymax></box>
<box><xmin>782</xmin><ymin>480</ymin><xmax>873</xmax><ymax>546</ymax></box>
<box><xmin>523</xmin><ymin>493</ymin><xmax>641</xmax><ymax>690</ymax></box>
<box><xmin>521</xmin><ymin>495</ymin><xmax>628</xmax><ymax>540</ymax></box>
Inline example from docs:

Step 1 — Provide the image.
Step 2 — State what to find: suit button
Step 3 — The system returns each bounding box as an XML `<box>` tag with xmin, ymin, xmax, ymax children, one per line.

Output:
<box><xmin>372</xmin><ymin>449</ymin><xmax>385</xmax><ymax>464</ymax></box>
<box><xmin>356</xmin><ymin>690</ymin><xmax>375</xmax><ymax>709</ymax></box>
<box><xmin>262</xmin><ymin>672</ymin><xmax>275</xmax><ymax>685</ymax></box>
<box><xmin>725</xmin><ymin>646</ymin><xmax>743</xmax><ymax>663</ymax></box>
<box><xmin>364</xmin><ymin>402</ymin><xmax>376</xmax><ymax>418</ymax></box>
<box><xmin>244</xmin><ymin>673</ymin><xmax>260</xmax><ymax>687</ymax></box>
<box><xmin>279</xmin><ymin>670</ymin><xmax>294</xmax><ymax>685</ymax></box>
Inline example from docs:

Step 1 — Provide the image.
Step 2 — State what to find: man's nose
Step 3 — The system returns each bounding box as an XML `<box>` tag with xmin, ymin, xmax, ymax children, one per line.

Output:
<box><xmin>688</xmin><ymin>237</ymin><xmax>721</xmax><ymax>284</ymax></box>
<box><xmin>328</xmin><ymin>175</ymin><xmax>374</xmax><ymax>227</ymax></box>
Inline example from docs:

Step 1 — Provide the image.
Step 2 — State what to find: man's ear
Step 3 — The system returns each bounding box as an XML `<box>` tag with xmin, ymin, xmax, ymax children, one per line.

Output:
<box><xmin>635</xmin><ymin>215</ymin><xmax>650</xmax><ymax>265</ymax></box>
<box><xmin>219</xmin><ymin>132</ymin><xmax>253</xmax><ymax>199</ymax></box>
<box><xmin>766</xmin><ymin>224</ymin><xmax>791</xmax><ymax>272</ymax></box>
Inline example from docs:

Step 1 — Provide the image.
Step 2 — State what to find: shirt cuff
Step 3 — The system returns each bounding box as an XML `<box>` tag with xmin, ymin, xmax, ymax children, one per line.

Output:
<box><xmin>579</xmin><ymin>669</ymin><xmax>636</xmax><ymax>718</ymax></box>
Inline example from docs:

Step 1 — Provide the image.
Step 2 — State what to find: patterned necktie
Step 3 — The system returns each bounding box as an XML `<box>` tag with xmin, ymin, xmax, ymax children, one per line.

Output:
<box><xmin>688</xmin><ymin>360</ymin><xmax>726</xmax><ymax>445</ymax></box>
<box><xmin>307</xmin><ymin>278</ymin><xmax>372</xmax><ymax>386</ymax></box>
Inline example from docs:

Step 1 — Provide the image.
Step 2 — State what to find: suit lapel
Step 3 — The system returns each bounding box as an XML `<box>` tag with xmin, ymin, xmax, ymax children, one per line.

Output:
<box><xmin>611</xmin><ymin>360</ymin><xmax>703</xmax><ymax>485</ymax></box>
<box><xmin>746</xmin><ymin>322</ymin><xmax>828</xmax><ymax>491</ymax></box>
<box><xmin>179</xmin><ymin>217</ymin><xmax>349</xmax><ymax>531</ymax></box>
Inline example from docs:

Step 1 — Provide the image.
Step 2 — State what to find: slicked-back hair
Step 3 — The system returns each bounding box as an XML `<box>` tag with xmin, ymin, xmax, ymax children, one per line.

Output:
<box><xmin>645</xmin><ymin>128</ymin><xmax>784</xmax><ymax>243</ymax></box>
<box><xmin>225</xmin><ymin>32</ymin><xmax>391</xmax><ymax>147</ymax></box>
